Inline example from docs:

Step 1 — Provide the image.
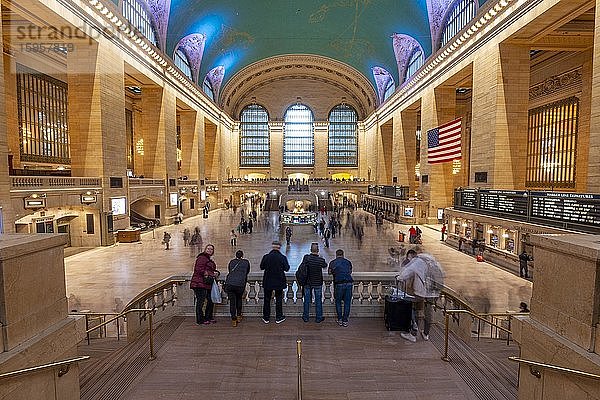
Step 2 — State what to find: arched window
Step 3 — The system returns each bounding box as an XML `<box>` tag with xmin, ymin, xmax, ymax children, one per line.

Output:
<box><xmin>440</xmin><ymin>0</ymin><xmax>477</xmax><ymax>48</ymax></box>
<box><xmin>284</xmin><ymin>104</ymin><xmax>314</xmax><ymax>166</ymax></box>
<box><xmin>174</xmin><ymin>49</ymin><xmax>192</xmax><ymax>80</ymax></box>
<box><xmin>240</xmin><ymin>104</ymin><xmax>270</xmax><ymax>167</ymax></box>
<box><xmin>328</xmin><ymin>104</ymin><xmax>358</xmax><ymax>167</ymax></box>
<box><xmin>121</xmin><ymin>0</ymin><xmax>157</xmax><ymax>46</ymax></box>
<box><xmin>405</xmin><ymin>49</ymin><xmax>424</xmax><ymax>81</ymax></box>
<box><xmin>202</xmin><ymin>77</ymin><xmax>215</xmax><ymax>101</ymax></box>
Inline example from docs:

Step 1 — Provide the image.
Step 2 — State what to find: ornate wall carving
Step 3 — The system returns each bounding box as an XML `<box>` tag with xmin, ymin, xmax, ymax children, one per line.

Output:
<box><xmin>391</xmin><ymin>34</ymin><xmax>423</xmax><ymax>85</ymax></box>
<box><xmin>144</xmin><ymin>0</ymin><xmax>171</xmax><ymax>50</ymax></box>
<box><xmin>426</xmin><ymin>0</ymin><xmax>455</xmax><ymax>51</ymax></box>
<box><xmin>206</xmin><ymin>66</ymin><xmax>225</xmax><ymax>99</ymax></box>
<box><xmin>529</xmin><ymin>68</ymin><xmax>583</xmax><ymax>102</ymax></box>
<box><xmin>372</xmin><ymin>67</ymin><xmax>394</xmax><ymax>105</ymax></box>
<box><xmin>175</xmin><ymin>33</ymin><xmax>206</xmax><ymax>83</ymax></box>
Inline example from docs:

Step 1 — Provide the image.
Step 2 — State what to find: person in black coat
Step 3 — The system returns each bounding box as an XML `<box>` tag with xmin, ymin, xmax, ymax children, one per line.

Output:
<box><xmin>301</xmin><ymin>243</ymin><xmax>328</xmax><ymax>323</ymax></box>
<box><xmin>260</xmin><ymin>241</ymin><xmax>290</xmax><ymax>324</ymax></box>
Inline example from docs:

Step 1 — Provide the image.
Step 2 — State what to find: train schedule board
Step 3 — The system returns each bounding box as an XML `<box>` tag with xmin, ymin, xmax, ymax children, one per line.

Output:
<box><xmin>479</xmin><ymin>190</ymin><xmax>528</xmax><ymax>216</ymax></box>
<box><xmin>460</xmin><ymin>189</ymin><xmax>478</xmax><ymax>209</ymax></box>
<box><xmin>530</xmin><ymin>192</ymin><xmax>600</xmax><ymax>227</ymax></box>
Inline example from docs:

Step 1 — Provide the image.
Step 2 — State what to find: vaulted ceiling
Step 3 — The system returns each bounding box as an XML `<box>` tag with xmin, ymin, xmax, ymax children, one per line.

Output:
<box><xmin>117</xmin><ymin>0</ymin><xmax>491</xmax><ymax>115</ymax></box>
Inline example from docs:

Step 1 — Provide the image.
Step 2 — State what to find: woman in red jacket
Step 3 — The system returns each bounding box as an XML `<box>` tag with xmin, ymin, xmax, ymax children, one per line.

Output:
<box><xmin>190</xmin><ymin>244</ymin><xmax>219</xmax><ymax>325</ymax></box>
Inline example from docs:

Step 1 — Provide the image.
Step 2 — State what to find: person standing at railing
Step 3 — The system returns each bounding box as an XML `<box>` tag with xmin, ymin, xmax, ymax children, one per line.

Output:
<box><xmin>396</xmin><ymin>253</ymin><xmax>444</xmax><ymax>342</ymax></box>
<box><xmin>328</xmin><ymin>249</ymin><xmax>353</xmax><ymax>327</ymax></box>
<box><xmin>301</xmin><ymin>243</ymin><xmax>328</xmax><ymax>323</ymax></box>
<box><xmin>260</xmin><ymin>241</ymin><xmax>290</xmax><ymax>324</ymax></box>
<box><xmin>225</xmin><ymin>250</ymin><xmax>250</xmax><ymax>327</ymax></box>
<box><xmin>190</xmin><ymin>244</ymin><xmax>219</xmax><ymax>325</ymax></box>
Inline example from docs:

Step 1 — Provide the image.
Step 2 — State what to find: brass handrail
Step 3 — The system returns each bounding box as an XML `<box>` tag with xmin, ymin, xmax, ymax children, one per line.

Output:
<box><xmin>508</xmin><ymin>356</ymin><xmax>600</xmax><ymax>380</ymax></box>
<box><xmin>85</xmin><ymin>308</ymin><xmax>156</xmax><ymax>360</ymax></box>
<box><xmin>0</xmin><ymin>356</ymin><xmax>90</xmax><ymax>380</ymax></box>
<box><xmin>122</xmin><ymin>278</ymin><xmax>187</xmax><ymax>311</ymax></box>
<box><xmin>296</xmin><ymin>339</ymin><xmax>303</xmax><ymax>400</ymax></box>
<box><xmin>441</xmin><ymin>309</ymin><xmax>514</xmax><ymax>362</ymax></box>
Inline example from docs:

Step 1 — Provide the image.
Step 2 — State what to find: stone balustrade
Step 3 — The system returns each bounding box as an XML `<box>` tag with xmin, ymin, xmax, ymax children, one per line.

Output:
<box><xmin>10</xmin><ymin>176</ymin><xmax>102</xmax><ymax>190</ymax></box>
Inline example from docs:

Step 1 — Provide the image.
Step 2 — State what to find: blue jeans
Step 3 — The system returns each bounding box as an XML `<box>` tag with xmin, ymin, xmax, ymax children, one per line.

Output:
<box><xmin>303</xmin><ymin>286</ymin><xmax>323</xmax><ymax>321</ymax></box>
<box><xmin>334</xmin><ymin>283</ymin><xmax>353</xmax><ymax>322</ymax></box>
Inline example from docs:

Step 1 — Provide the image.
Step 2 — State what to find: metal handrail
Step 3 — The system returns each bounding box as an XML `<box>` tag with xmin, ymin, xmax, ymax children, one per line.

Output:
<box><xmin>296</xmin><ymin>339</ymin><xmax>303</xmax><ymax>400</ymax></box>
<box><xmin>122</xmin><ymin>278</ymin><xmax>187</xmax><ymax>311</ymax></box>
<box><xmin>85</xmin><ymin>308</ymin><xmax>156</xmax><ymax>360</ymax></box>
<box><xmin>0</xmin><ymin>356</ymin><xmax>90</xmax><ymax>380</ymax></box>
<box><xmin>441</xmin><ymin>309</ymin><xmax>514</xmax><ymax>362</ymax></box>
<box><xmin>508</xmin><ymin>357</ymin><xmax>600</xmax><ymax>380</ymax></box>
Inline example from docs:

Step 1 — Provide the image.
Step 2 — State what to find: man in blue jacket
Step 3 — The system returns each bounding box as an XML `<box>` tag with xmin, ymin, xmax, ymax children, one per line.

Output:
<box><xmin>328</xmin><ymin>249</ymin><xmax>353</xmax><ymax>327</ymax></box>
<box><xmin>260</xmin><ymin>241</ymin><xmax>290</xmax><ymax>324</ymax></box>
<box><xmin>300</xmin><ymin>242</ymin><xmax>328</xmax><ymax>323</ymax></box>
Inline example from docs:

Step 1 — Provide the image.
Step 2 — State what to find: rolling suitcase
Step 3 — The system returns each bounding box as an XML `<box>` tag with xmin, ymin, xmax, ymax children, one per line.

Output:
<box><xmin>384</xmin><ymin>282</ymin><xmax>414</xmax><ymax>331</ymax></box>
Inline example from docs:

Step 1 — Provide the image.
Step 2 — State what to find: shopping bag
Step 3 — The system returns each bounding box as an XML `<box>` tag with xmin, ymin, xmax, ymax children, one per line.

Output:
<box><xmin>211</xmin><ymin>281</ymin><xmax>222</xmax><ymax>304</ymax></box>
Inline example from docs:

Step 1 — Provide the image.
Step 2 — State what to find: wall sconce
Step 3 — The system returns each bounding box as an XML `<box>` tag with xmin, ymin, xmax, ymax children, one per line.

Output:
<box><xmin>461</xmin><ymin>222</ymin><xmax>468</xmax><ymax>227</ymax></box>
<box><xmin>502</xmin><ymin>233</ymin><xmax>510</xmax><ymax>238</ymax></box>
<box><xmin>487</xmin><ymin>229</ymin><xmax>494</xmax><ymax>234</ymax></box>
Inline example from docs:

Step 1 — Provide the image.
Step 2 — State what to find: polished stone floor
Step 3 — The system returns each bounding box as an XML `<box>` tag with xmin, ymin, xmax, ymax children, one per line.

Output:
<box><xmin>65</xmin><ymin>207</ymin><xmax>532</xmax><ymax>314</ymax></box>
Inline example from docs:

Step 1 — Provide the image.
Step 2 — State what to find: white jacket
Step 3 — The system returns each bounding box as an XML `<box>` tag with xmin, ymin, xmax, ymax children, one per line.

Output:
<box><xmin>397</xmin><ymin>255</ymin><xmax>442</xmax><ymax>298</ymax></box>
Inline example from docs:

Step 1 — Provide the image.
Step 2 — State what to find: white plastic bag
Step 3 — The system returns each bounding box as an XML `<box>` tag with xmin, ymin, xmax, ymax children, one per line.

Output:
<box><xmin>211</xmin><ymin>281</ymin><xmax>222</xmax><ymax>304</ymax></box>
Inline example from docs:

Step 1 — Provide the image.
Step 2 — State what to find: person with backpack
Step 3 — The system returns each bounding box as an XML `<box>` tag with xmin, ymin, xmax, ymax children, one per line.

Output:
<box><xmin>396</xmin><ymin>253</ymin><xmax>444</xmax><ymax>342</ymax></box>
<box><xmin>299</xmin><ymin>243</ymin><xmax>328</xmax><ymax>323</ymax></box>
<box><xmin>224</xmin><ymin>250</ymin><xmax>250</xmax><ymax>327</ymax></box>
<box><xmin>259</xmin><ymin>241</ymin><xmax>290</xmax><ymax>324</ymax></box>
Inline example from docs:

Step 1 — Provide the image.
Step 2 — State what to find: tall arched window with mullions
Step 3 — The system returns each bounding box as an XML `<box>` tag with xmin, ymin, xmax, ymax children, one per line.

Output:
<box><xmin>405</xmin><ymin>48</ymin><xmax>424</xmax><ymax>81</ymax></box>
<box><xmin>284</xmin><ymin>104</ymin><xmax>314</xmax><ymax>166</ymax></box>
<box><xmin>239</xmin><ymin>104</ymin><xmax>270</xmax><ymax>167</ymax></box>
<box><xmin>328</xmin><ymin>104</ymin><xmax>358</xmax><ymax>167</ymax></box>
<box><xmin>121</xmin><ymin>0</ymin><xmax>158</xmax><ymax>46</ymax></box>
<box><xmin>440</xmin><ymin>0</ymin><xmax>477</xmax><ymax>48</ymax></box>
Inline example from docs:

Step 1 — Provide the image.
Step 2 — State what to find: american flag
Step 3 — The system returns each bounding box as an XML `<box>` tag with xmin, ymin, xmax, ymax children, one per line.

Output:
<box><xmin>427</xmin><ymin>118</ymin><xmax>462</xmax><ymax>164</ymax></box>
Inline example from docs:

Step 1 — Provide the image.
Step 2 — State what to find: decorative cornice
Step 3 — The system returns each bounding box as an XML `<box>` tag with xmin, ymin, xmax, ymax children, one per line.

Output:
<box><xmin>175</xmin><ymin>33</ymin><xmax>206</xmax><ymax>83</ymax></box>
<box><xmin>529</xmin><ymin>68</ymin><xmax>582</xmax><ymax>101</ymax></box>
<box><xmin>220</xmin><ymin>54</ymin><xmax>377</xmax><ymax>120</ymax></box>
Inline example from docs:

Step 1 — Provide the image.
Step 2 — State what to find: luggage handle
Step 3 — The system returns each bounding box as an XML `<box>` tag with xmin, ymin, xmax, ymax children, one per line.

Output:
<box><xmin>393</xmin><ymin>276</ymin><xmax>408</xmax><ymax>299</ymax></box>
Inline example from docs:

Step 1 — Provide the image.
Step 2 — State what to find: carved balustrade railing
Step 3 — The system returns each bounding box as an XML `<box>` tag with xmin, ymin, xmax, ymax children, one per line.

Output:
<box><xmin>10</xmin><ymin>176</ymin><xmax>102</xmax><ymax>190</ymax></box>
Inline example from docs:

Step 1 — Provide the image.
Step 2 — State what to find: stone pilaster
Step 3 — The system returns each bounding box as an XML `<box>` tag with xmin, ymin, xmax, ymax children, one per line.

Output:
<box><xmin>179</xmin><ymin>110</ymin><xmax>198</xmax><ymax>179</ymax></box>
<box><xmin>377</xmin><ymin>121</ymin><xmax>393</xmax><ymax>184</ymax></box>
<box><xmin>419</xmin><ymin>86</ymin><xmax>455</xmax><ymax>215</ymax></box>
<box><xmin>67</xmin><ymin>39</ymin><xmax>128</xmax><ymax>232</ymax></box>
<box><xmin>0</xmin><ymin>21</ymin><xmax>13</xmax><ymax>232</ymax></box>
<box><xmin>269</xmin><ymin>122</ymin><xmax>284</xmax><ymax>178</ymax></box>
<box><xmin>587</xmin><ymin>0</ymin><xmax>600</xmax><ymax>191</ymax></box>
<box><xmin>314</xmin><ymin>121</ymin><xmax>328</xmax><ymax>177</ymax></box>
<box><xmin>393</xmin><ymin>108</ymin><xmax>418</xmax><ymax>191</ymax></box>
<box><xmin>471</xmin><ymin>43</ymin><xmax>530</xmax><ymax>189</ymax></box>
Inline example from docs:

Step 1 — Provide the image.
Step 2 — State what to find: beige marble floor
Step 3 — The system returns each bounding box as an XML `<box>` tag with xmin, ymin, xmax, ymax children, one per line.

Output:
<box><xmin>65</xmin><ymin>207</ymin><xmax>532</xmax><ymax>314</ymax></box>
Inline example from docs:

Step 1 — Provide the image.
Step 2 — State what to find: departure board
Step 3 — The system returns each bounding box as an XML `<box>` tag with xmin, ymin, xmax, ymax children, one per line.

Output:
<box><xmin>479</xmin><ymin>190</ymin><xmax>528</xmax><ymax>216</ymax></box>
<box><xmin>460</xmin><ymin>190</ymin><xmax>478</xmax><ymax>209</ymax></box>
<box><xmin>530</xmin><ymin>192</ymin><xmax>600</xmax><ymax>227</ymax></box>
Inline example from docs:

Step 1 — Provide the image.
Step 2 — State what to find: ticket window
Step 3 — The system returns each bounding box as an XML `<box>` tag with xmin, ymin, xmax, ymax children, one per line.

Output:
<box><xmin>490</xmin><ymin>233</ymin><xmax>499</xmax><ymax>248</ymax></box>
<box><xmin>454</xmin><ymin>220</ymin><xmax>460</xmax><ymax>235</ymax></box>
<box><xmin>464</xmin><ymin>226</ymin><xmax>472</xmax><ymax>239</ymax></box>
<box><xmin>35</xmin><ymin>220</ymin><xmax>54</xmax><ymax>233</ymax></box>
<box><xmin>503</xmin><ymin>231</ymin><xmax>515</xmax><ymax>253</ymax></box>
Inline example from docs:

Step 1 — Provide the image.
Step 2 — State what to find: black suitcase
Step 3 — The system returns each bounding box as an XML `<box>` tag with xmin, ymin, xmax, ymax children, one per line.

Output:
<box><xmin>384</xmin><ymin>296</ymin><xmax>413</xmax><ymax>331</ymax></box>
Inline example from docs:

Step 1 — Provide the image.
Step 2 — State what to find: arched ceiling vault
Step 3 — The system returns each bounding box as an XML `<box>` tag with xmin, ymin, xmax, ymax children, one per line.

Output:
<box><xmin>221</xmin><ymin>55</ymin><xmax>377</xmax><ymax>120</ymax></box>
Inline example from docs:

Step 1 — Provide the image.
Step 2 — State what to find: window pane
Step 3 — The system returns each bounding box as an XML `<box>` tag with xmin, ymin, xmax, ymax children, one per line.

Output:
<box><xmin>526</xmin><ymin>97</ymin><xmax>579</xmax><ymax>189</ymax></box>
<box><xmin>121</xmin><ymin>0</ymin><xmax>157</xmax><ymax>46</ymax></box>
<box><xmin>284</xmin><ymin>104</ymin><xmax>314</xmax><ymax>166</ymax></box>
<box><xmin>328</xmin><ymin>104</ymin><xmax>357</xmax><ymax>166</ymax></box>
<box><xmin>16</xmin><ymin>64</ymin><xmax>70</xmax><ymax>164</ymax></box>
<box><xmin>441</xmin><ymin>0</ymin><xmax>477</xmax><ymax>47</ymax></box>
<box><xmin>174</xmin><ymin>49</ymin><xmax>192</xmax><ymax>80</ymax></box>
<box><xmin>240</xmin><ymin>104</ymin><xmax>270</xmax><ymax>166</ymax></box>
